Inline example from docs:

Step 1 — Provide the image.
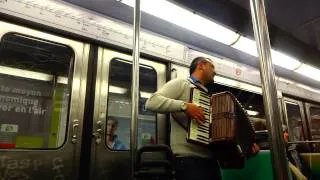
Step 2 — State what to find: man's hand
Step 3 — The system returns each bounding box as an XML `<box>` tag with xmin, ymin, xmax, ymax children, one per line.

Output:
<box><xmin>184</xmin><ymin>103</ymin><xmax>205</xmax><ymax>124</ymax></box>
<box><xmin>250</xmin><ymin>143</ymin><xmax>260</xmax><ymax>156</ymax></box>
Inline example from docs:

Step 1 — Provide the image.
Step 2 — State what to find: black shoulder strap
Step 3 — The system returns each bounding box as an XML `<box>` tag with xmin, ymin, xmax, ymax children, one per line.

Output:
<box><xmin>187</xmin><ymin>78</ymin><xmax>208</xmax><ymax>93</ymax></box>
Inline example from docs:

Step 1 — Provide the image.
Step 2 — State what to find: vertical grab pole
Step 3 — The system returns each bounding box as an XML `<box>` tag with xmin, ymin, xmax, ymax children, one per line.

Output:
<box><xmin>249</xmin><ymin>0</ymin><xmax>290</xmax><ymax>179</ymax></box>
<box><xmin>131</xmin><ymin>0</ymin><xmax>141</xmax><ymax>179</ymax></box>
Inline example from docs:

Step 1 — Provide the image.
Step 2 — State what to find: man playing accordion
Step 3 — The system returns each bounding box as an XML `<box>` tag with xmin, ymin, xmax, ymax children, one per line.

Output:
<box><xmin>146</xmin><ymin>57</ymin><xmax>259</xmax><ymax>180</ymax></box>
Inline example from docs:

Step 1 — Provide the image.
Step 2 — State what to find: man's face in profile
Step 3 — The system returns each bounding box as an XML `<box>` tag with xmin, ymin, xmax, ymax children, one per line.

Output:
<box><xmin>107</xmin><ymin>119</ymin><xmax>117</xmax><ymax>136</ymax></box>
<box><xmin>203</xmin><ymin>61</ymin><xmax>216</xmax><ymax>84</ymax></box>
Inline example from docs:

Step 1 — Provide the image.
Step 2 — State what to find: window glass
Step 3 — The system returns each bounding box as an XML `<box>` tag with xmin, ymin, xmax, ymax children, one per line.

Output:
<box><xmin>106</xmin><ymin>59</ymin><xmax>157</xmax><ymax>150</ymax></box>
<box><xmin>0</xmin><ymin>33</ymin><xmax>73</xmax><ymax>149</ymax></box>
<box><xmin>309</xmin><ymin>107</ymin><xmax>320</xmax><ymax>139</ymax></box>
<box><xmin>309</xmin><ymin>106</ymin><xmax>320</xmax><ymax>151</ymax></box>
<box><xmin>284</xmin><ymin>102</ymin><xmax>305</xmax><ymax>141</ymax></box>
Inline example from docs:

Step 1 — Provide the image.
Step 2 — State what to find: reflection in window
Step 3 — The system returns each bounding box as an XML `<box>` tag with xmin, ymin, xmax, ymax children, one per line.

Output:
<box><xmin>309</xmin><ymin>107</ymin><xmax>320</xmax><ymax>151</ymax></box>
<box><xmin>310</xmin><ymin>107</ymin><xmax>320</xmax><ymax>139</ymax></box>
<box><xmin>0</xmin><ymin>33</ymin><xmax>73</xmax><ymax>149</ymax></box>
<box><xmin>284</xmin><ymin>102</ymin><xmax>305</xmax><ymax>141</ymax></box>
<box><xmin>106</xmin><ymin>117</ymin><xmax>127</xmax><ymax>150</ymax></box>
<box><xmin>106</xmin><ymin>59</ymin><xmax>157</xmax><ymax>150</ymax></box>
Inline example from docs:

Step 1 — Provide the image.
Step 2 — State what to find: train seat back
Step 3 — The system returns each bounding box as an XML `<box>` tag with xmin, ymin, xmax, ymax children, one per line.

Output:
<box><xmin>135</xmin><ymin>144</ymin><xmax>174</xmax><ymax>180</ymax></box>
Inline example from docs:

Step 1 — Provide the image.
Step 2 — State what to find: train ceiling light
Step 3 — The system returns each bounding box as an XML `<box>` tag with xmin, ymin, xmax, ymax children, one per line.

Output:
<box><xmin>231</xmin><ymin>36</ymin><xmax>258</xmax><ymax>57</ymax></box>
<box><xmin>120</xmin><ymin>0</ymin><xmax>320</xmax><ymax>81</ymax></box>
<box><xmin>120</xmin><ymin>0</ymin><xmax>239</xmax><ymax>45</ymax></box>
<box><xmin>295</xmin><ymin>64</ymin><xmax>320</xmax><ymax>82</ymax></box>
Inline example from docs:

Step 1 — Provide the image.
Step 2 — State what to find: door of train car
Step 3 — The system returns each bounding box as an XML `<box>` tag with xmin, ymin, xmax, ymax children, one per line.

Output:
<box><xmin>305</xmin><ymin>103</ymin><xmax>320</xmax><ymax>151</ymax></box>
<box><xmin>90</xmin><ymin>48</ymin><xmax>166</xmax><ymax>179</ymax></box>
<box><xmin>0</xmin><ymin>21</ymin><xmax>89</xmax><ymax>179</ymax></box>
<box><xmin>282</xmin><ymin>97</ymin><xmax>309</xmax><ymax>142</ymax></box>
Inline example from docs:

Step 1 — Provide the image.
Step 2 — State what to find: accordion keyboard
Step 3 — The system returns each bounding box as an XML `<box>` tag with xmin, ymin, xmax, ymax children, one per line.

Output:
<box><xmin>188</xmin><ymin>89</ymin><xmax>211</xmax><ymax>145</ymax></box>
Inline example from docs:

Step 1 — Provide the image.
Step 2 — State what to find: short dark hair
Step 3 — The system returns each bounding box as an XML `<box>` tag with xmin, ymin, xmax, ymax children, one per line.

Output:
<box><xmin>189</xmin><ymin>57</ymin><xmax>211</xmax><ymax>75</ymax></box>
<box><xmin>107</xmin><ymin>117</ymin><xmax>118</xmax><ymax>126</ymax></box>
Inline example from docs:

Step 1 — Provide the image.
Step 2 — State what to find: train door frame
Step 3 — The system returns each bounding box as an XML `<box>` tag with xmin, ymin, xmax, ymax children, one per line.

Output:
<box><xmin>89</xmin><ymin>48</ymin><xmax>167</xmax><ymax>180</ymax></box>
<box><xmin>304</xmin><ymin>103</ymin><xmax>320</xmax><ymax>144</ymax></box>
<box><xmin>282</xmin><ymin>97</ymin><xmax>309</xmax><ymax>142</ymax></box>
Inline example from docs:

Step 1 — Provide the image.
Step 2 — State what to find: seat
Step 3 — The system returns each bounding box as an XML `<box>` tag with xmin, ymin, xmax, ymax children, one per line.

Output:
<box><xmin>134</xmin><ymin>144</ymin><xmax>174</xmax><ymax>180</ymax></box>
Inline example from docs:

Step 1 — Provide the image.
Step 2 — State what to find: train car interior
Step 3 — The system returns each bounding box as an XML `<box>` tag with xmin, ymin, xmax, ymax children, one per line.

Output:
<box><xmin>0</xmin><ymin>0</ymin><xmax>320</xmax><ymax>179</ymax></box>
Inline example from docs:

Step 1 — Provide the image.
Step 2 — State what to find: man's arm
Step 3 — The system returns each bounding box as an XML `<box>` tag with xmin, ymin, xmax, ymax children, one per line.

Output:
<box><xmin>145</xmin><ymin>78</ymin><xmax>187</xmax><ymax>113</ymax></box>
<box><xmin>146</xmin><ymin>78</ymin><xmax>206</xmax><ymax>124</ymax></box>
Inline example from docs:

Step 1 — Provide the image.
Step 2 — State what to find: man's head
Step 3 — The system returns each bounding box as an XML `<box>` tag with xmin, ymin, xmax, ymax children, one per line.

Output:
<box><xmin>107</xmin><ymin>118</ymin><xmax>118</xmax><ymax>136</ymax></box>
<box><xmin>189</xmin><ymin>57</ymin><xmax>216</xmax><ymax>85</ymax></box>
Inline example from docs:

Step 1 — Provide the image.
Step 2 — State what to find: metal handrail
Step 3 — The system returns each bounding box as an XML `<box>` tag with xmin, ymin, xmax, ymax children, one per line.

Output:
<box><xmin>249</xmin><ymin>0</ymin><xmax>290</xmax><ymax>179</ymax></box>
<box><xmin>131</xmin><ymin>0</ymin><xmax>141</xmax><ymax>179</ymax></box>
<box><xmin>287</xmin><ymin>140</ymin><xmax>320</xmax><ymax>145</ymax></box>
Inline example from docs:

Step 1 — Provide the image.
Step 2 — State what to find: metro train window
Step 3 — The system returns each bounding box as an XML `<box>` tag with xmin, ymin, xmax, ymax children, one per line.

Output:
<box><xmin>284</xmin><ymin>102</ymin><xmax>305</xmax><ymax>141</ymax></box>
<box><xmin>0</xmin><ymin>33</ymin><xmax>73</xmax><ymax>149</ymax></box>
<box><xmin>309</xmin><ymin>106</ymin><xmax>320</xmax><ymax>151</ymax></box>
<box><xmin>106</xmin><ymin>59</ymin><xmax>157</xmax><ymax>151</ymax></box>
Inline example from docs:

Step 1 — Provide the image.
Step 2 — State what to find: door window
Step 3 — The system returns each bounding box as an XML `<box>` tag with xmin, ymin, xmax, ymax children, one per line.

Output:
<box><xmin>105</xmin><ymin>59</ymin><xmax>157</xmax><ymax>150</ymax></box>
<box><xmin>284</xmin><ymin>102</ymin><xmax>305</xmax><ymax>141</ymax></box>
<box><xmin>0</xmin><ymin>33</ymin><xmax>73</xmax><ymax>149</ymax></box>
<box><xmin>308</xmin><ymin>106</ymin><xmax>320</xmax><ymax>151</ymax></box>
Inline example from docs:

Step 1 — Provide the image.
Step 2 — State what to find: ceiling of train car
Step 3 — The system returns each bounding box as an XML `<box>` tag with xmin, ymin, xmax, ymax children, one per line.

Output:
<box><xmin>62</xmin><ymin>0</ymin><xmax>320</xmax><ymax>89</ymax></box>
<box><xmin>171</xmin><ymin>0</ymin><xmax>320</xmax><ymax>68</ymax></box>
<box><xmin>230</xmin><ymin>0</ymin><xmax>320</xmax><ymax>50</ymax></box>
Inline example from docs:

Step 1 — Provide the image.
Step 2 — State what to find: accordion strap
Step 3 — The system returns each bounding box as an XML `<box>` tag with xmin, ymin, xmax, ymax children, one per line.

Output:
<box><xmin>187</xmin><ymin>78</ymin><xmax>208</xmax><ymax>93</ymax></box>
<box><xmin>173</xmin><ymin>115</ymin><xmax>188</xmax><ymax>131</ymax></box>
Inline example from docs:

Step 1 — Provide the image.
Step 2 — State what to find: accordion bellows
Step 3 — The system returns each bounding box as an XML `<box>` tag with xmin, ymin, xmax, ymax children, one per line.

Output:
<box><xmin>210</xmin><ymin>91</ymin><xmax>256</xmax><ymax>154</ymax></box>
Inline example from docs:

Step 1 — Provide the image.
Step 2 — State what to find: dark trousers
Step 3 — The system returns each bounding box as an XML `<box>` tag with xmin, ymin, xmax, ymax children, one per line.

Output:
<box><xmin>173</xmin><ymin>156</ymin><xmax>221</xmax><ymax>180</ymax></box>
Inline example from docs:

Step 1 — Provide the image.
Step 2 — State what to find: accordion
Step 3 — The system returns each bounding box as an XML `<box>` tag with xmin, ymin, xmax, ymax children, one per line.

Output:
<box><xmin>187</xmin><ymin>88</ymin><xmax>256</xmax><ymax>168</ymax></box>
